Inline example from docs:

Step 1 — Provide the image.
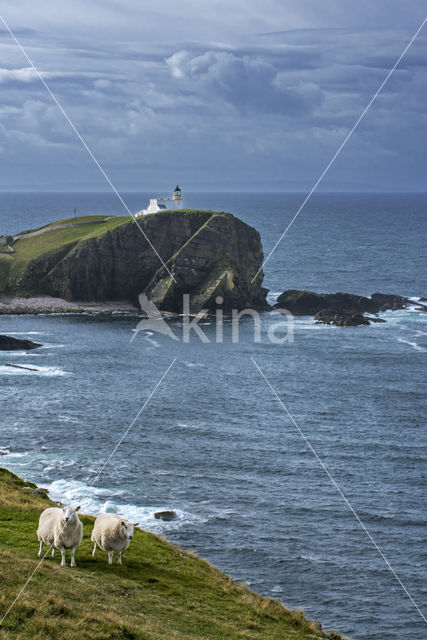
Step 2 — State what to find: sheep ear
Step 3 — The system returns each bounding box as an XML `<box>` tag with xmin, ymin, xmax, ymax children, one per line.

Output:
<box><xmin>75</xmin><ymin>505</ymin><xmax>81</xmax><ymax>512</ymax></box>
<box><xmin>121</xmin><ymin>520</ymin><xmax>126</xmax><ymax>526</ymax></box>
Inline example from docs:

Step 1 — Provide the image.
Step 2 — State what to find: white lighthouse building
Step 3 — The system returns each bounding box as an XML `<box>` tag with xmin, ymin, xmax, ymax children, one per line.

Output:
<box><xmin>136</xmin><ymin>186</ymin><xmax>183</xmax><ymax>216</ymax></box>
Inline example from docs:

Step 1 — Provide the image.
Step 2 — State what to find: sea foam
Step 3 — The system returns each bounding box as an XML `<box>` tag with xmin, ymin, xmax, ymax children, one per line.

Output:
<box><xmin>44</xmin><ymin>477</ymin><xmax>202</xmax><ymax>533</ymax></box>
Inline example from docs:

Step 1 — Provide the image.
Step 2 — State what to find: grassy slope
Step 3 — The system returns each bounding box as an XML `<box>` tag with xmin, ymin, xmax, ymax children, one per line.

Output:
<box><xmin>0</xmin><ymin>217</ymin><xmax>126</xmax><ymax>292</ymax></box>
<box><xmin>0</xmin><ymin>217</ymin><xmax>130</xmax><ymax>287</ymax></box>
<box><xmin>0</xmin><ymin>469</ymin><xmax>345</xmax><ymax>640</ymax></box>
<box><xmin>16</xmin><ymin>216</ymin><xmax>118</xmax><ymax>236</ymax></box>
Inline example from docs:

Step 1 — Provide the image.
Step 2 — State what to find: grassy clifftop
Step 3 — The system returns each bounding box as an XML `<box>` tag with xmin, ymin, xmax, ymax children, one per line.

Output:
<box><xmin>0</xmin><ymin>468</ymin><xmax>345</xmax><ymax>640</ymax></box>
<box><xmin>0</xmin><ymin>215</ymin><xmax>130</xmax><ymax>289</ymax></box>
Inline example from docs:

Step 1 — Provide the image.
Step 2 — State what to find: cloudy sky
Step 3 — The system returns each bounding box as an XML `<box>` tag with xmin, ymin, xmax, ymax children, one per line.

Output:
<box><xmin>0</xmin><ymin>1</ymin><xmax>426</xmax><ymax>191</ymax></box>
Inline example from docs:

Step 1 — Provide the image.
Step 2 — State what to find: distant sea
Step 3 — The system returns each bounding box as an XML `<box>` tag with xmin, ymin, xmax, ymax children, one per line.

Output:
<box><xmin>0</xmin><ymin>192</ymin><xmax>426</xmax><ymax>640</ymax></box>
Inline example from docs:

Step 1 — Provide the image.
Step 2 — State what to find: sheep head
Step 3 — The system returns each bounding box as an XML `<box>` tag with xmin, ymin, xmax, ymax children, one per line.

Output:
<box><xmin>120</xmin><ymin>519</ymin><xmax>138</xmax><ymax>540</ymax></box>
<box><xmin>62</xmin><ymin>505</ymin><xmax>81</xmax><ymax>524</ymax></box>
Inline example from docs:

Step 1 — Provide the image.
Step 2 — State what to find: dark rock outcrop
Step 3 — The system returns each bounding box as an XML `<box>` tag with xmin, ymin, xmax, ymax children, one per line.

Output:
<box><xmin>275</xmin><ymin>289</ymin><xmax>413</xmax><ymax>316</ymax></box>
<box><xmin>0</xmin><ymin>335</ymin><xmax>42</xmax><ymax>350</ymax></box>
<box><xmin>370</xmin><ymin>293</ymin><xmax>411</xmax><ymax>311</ymax></box>
<box><xmin>154</xmin><ymin>510</ymin><xmax>177</xmax><ymax>521</ymax></box>
<box><xmin>314</xmin><ymin>310</ymin><xmax>370</xmax><ymax>326</ymax></box>
<box><xmin>5</xmin><ymin>212</ymin><xmax>268</xmax><ymax>314</ymax></box>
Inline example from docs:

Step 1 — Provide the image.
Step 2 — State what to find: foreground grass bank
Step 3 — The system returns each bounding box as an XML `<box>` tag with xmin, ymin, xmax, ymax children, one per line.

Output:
<box><xmin>0</xmin><ymin>469</ymin><xmax>346</xmax><ymax>640</ymax></box>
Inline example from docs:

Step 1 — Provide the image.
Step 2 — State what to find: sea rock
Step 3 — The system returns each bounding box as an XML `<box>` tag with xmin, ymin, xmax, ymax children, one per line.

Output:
<box><xmin>154</xmin><ymin>510</ymin><xmax>177</xmax><ymax>521</ymax></box>
<box><xmin>370</xmin><ymin>293</ymin><xmax>410</xmax><ymax>311</ymax></box>
<box><xmin>2</xmin><ymin>211</ymin><xmax>268</xmax><ymax>314</ymax></box>
<box><xmin>314</xmin><ymin>310</ymin><xmax>371</xmax><ymax>326</ymax></box>
<box><xmin>0</xmin><ymin>334</ymin><xmax>42</xmax><ymax>350</ymax></box>
<box><xmin>274</xmin><ymin>290</ymin><xmax>378</xmax><ymax>315</ymax></box>
<box><xmin>274</xmin><ymin>289</ymin><xmax>413</xmax><ymax>316</ymax></box>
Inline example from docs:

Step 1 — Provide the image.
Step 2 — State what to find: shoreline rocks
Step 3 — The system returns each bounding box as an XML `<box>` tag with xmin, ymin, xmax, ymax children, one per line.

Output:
<box><xmin>0</xmin><ymin>296</ymin><xmax>139</xmax><ymax>316</ymax></box>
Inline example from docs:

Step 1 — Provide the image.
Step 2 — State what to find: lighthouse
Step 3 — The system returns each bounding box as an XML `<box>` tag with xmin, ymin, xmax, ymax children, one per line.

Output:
<box><xmin>136</xmin><ymin>186</ymin><xmax>184</xmax><ymax>216</ymax></box>
<box><xmin>172</xmin><ymin>185</ymin><xmax>183</xmax><ymax>208</ymax></box>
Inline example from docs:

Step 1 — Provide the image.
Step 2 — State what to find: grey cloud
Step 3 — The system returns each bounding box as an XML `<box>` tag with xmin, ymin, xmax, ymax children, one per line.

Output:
<box><xmin>165</xmin><ymin>49</ymin><xmax>323</xmax><ymax>115</ymax></box>
<box><xmin>0</xmin><ymin>0</ymin><xmax>425</xmax><ymax>190</ymax></box>
<box><xmin>0</xmin><ymin>67</ymin><xmax>123</xmax><ymax>85</ymax></box>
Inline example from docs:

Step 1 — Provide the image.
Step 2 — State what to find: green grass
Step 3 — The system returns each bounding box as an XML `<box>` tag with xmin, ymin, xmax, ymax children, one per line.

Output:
<box><xmin>0</xmin><ymin>216</ymin><xmax>130</xmax><ymax>288</ymax></box>
<box><xmin>48</xmin><ymin>215</ymin><xmax>116</xmax><ymax>227</ymax></box>
<box><xmin>0</xmin><ymin>468</ymin><xmax>346</xmax><ymax>640</ymax></box>
<box><xmin>16</xmin><ymin>215</ymin><xmax>120</xmax><ymax>236</ymax></box>
<box><xmin>13</xmin><ymin>216</ymin><xmax>129</xmax><ymax>259</ymax></box>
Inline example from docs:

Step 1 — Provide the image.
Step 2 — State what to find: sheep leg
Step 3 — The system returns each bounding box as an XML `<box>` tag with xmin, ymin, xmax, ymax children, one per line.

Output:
<box><xmin>51</xmin><ymin>547</ymin><xmax>56</xmax><ymax>558</ymax></box>
<box><xmin>38</xmin><ymin>540</ymin><xmax>43</xmax><ymax>558</ymax></box>
<box><xmin>70</xmin><ymin>547</ymin><xmax>77</xmax><ymax>568</ymax></box>
<box><xmin>60</xmin><ymin>547</ymin><xmax>66</xmax><ymax>567</ymax></box>
<box><xmin>117</xmin><ymin>552</ymin><xmax>122</xmax><ymax>565</ymax></box>
<box><xmin>108</xmin><ymin>551</ymin><xmax>113</xmax><ymax>565</ymax></box>
<box><xmin>92</xmin><ymin>542</ymin><xmax>97</xmax><ymax>557</ymax></box>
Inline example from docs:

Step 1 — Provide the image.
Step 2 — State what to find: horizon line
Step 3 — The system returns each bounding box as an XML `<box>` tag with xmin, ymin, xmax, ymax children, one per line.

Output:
<box><xmin>0</xmin><ymin>189</ymin><xmax>427</xmax><ymax>195</ymax></box>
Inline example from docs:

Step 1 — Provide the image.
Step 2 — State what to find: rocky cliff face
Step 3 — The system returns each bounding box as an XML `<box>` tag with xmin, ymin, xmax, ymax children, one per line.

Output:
<box><xmin>8</xmin><ymin>211</ymin><xmax>268</xmax><ymax>313</ymax></box>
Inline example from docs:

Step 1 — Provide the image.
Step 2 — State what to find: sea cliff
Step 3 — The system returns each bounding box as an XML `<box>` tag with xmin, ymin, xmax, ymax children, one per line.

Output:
<box><xmin>0</xmin><ymin>211</ymin><xmax>268</xmax><ymax>313</ymax></box>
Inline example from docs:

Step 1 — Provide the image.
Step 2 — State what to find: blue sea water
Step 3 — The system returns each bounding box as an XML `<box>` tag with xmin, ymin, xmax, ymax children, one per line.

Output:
<box><xmin>0</xmin><ymin>192</ymin><xmax>426</xmax><ymax>639</ymax></box>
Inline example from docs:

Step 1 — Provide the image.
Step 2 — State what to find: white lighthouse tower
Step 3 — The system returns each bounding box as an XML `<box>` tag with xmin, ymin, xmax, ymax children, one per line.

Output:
<box><xmin>172</xmin><ymin>185</ymin><xmax>183</xmax><ymax>209</ymax></box>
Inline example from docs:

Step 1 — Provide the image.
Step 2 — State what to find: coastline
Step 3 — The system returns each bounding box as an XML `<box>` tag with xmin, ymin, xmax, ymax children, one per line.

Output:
<box><xmin>0</xmin><ymin>296</ymin><xmax>139</xmax><ymax>316</ymax></box>
<box><xmin>0</xmin><ymin>296</ymin><xmax>217</xmax><ymax>319</ymax></box>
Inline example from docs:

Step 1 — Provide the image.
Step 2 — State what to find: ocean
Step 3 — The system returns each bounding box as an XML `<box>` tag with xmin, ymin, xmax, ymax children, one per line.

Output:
<box><xmin>0</xmin><ymin>192</ymin><xmax>426</xmax><ymax>639</ymax></box>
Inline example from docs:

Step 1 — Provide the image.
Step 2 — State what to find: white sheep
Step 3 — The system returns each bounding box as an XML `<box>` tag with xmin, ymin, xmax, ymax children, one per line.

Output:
<box><xmin>37</xmin><ymin>506</ymin><xmax>83</xmax><ymax>567</ymax></box>
<box><xmin>91</xmin><ymin>514</ymin><xmax>138</xmax><ymax>565</ymax></box>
